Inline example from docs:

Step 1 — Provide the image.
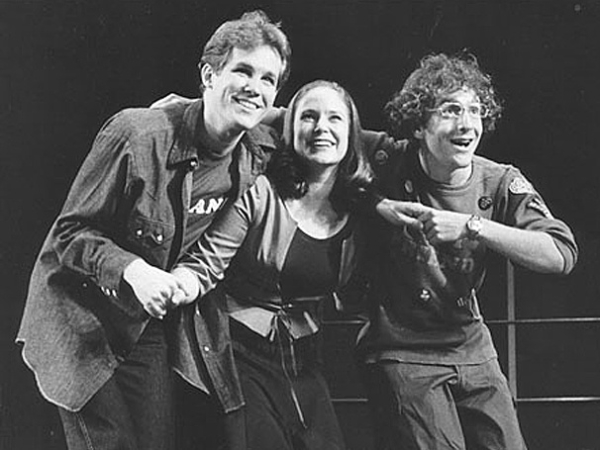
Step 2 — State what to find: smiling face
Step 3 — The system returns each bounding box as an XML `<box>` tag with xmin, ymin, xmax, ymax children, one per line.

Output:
<box><xmin>292</xmin><ymin>86</ymin><xmax>350</xmax><ymax>170</ymax></box>
<box><xmin>202</xmin><ymin>45</ymin><xmax>283</xmax><ymax>138</ymax></box>
<box><xmin>416</xmin><ymin>88</ymin><xmax>483</xmax><ymax>184</ymax></box>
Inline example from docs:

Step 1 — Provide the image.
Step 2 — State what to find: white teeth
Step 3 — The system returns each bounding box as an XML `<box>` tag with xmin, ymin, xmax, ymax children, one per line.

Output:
<box><xmin>451</xmin><ymin>139</ymin><xmax>472</xmax><ymax>147</ymax></box>
<box><xmin>235</xmin><ymin>98</ymin><xmax>260</xmax><ymax>109</ymax></box>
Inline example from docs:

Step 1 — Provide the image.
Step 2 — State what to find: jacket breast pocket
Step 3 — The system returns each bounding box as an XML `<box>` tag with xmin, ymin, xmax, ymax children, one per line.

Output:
<box><xmin>126</xmin><ymin>214</ymin><xmax>176</xmax><ymax>267</ymax></box>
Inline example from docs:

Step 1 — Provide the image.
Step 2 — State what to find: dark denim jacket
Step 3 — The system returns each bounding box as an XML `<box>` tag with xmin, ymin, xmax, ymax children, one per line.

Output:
<box><xmin>16</xmin><ymin>99</ymin><xmax>277</xmax><ymax>411</ymax></box>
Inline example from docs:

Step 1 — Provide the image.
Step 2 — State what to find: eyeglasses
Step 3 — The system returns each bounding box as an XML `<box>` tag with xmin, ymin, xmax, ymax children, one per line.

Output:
<box><xmin>428</xmin><ymin>102</ymin><xmax>490</xmax><ymax>120</ymax></box>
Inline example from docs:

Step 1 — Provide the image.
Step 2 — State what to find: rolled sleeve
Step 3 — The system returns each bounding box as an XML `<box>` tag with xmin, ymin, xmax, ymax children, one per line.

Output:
<box><xmin>500</xmin><ymin>167</ymin><xmax>579</xmax><ymax>274</ymax></box>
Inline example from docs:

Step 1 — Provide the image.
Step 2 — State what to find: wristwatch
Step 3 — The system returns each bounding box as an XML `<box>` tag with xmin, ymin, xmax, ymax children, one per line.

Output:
<box><xmin>465</xmin><ymin>214</ymin><xmax>484</xmax><ymax>239</ymax></box>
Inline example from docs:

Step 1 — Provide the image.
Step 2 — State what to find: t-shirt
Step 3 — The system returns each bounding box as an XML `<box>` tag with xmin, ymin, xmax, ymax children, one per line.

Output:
<box><xmin>183</xmin><ymin>149</ymin><xmax>233</xmax><ymax>252</ymax></box>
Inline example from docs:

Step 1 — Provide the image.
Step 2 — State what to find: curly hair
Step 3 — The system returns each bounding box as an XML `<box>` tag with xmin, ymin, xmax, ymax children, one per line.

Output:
<box><xmin>199</xmin><ymin>10</ymin><xmax>291</xmax><ymax>92</ymax></box>
<box><xmin>385</xmin><ymin>53</ymin><xmax>503</xmax><ymax>141</ymax></box>
<box><xmin>266</xmin><ymin>80</ymin><xmax>373</xmax><ymax>212</ymax></box>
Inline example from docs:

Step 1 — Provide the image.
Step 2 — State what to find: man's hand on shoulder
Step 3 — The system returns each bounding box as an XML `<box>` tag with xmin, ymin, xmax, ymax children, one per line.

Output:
<box><xmin>150</xmin><ymin>93</ymin><xmax>196</xmax><ymax>109</ymax></box>
<box><xmin>260</xmin><ymin>106</ymin><xmax>286</xmax><ymax>130</ymax></box>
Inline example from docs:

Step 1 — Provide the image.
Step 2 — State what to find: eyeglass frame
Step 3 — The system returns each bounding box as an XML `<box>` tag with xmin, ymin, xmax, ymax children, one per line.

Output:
<box><xmin>427</xmin><ymin>102</ymin><xmax>490</xmax><ymax>120</ymax></box>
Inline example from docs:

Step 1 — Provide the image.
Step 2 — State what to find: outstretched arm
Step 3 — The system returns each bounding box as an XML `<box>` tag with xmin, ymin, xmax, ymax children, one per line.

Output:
<box><xmin>471</xmin><ymin>218</ymin><xmax>565</xmax><ymax>273</ymax></box>
<box><xmin>418</xmin><ymin>208</ymin><xmax>567</xmax><ymax>274</ymax></box>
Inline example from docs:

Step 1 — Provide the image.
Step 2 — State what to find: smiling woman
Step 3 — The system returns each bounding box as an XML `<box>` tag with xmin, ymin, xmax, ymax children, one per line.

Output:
<box><xmin>170</xmin><ymin>80</ymin><xmax>373</xmax><ymax>450</ymax></box>
<box><xmin>293</xmin><ymin>85</ymin><xmax>350</xmax><ymax>169</ymax></box>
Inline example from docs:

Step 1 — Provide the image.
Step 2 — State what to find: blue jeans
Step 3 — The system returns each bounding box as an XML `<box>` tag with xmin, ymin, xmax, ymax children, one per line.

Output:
<box><xmin>58</xmin><ymin>319</ymin><xmax>174</xmax><ymax>450</ymax></box>
<box><xmin>360</xmin><ymin>359</ymin><xmax>527</xmax><ymax>450</ymax></box>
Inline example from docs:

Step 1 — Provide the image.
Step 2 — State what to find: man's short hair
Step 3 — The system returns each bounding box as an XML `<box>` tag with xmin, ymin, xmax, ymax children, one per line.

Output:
<box><xmin>199</xmin><ymin>10</ymin><xmax>291</xmax><ymax>92</ymax></box>
<box><xmin>385</xmin><ymin>53</ymin><xmax>503</xmax><ymax>140</ymax></box>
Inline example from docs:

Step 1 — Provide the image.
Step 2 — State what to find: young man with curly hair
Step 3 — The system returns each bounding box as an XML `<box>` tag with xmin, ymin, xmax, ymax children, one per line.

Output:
<box><xmin>357</xmin><ymin>53</ymin><xmax>578</xmax><ymax>450</ymax></box>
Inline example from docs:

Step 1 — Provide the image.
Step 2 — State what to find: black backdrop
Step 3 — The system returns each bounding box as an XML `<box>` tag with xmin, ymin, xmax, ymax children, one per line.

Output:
<box><xmin>2</xmin><ymin>1</ymin><xmax>600</xmax><ymax>449</ymax></box>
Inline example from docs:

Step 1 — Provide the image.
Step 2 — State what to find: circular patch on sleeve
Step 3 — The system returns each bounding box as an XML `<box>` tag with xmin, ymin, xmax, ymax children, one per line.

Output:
<box><xmin>508</xmin><ymin>177</ymin><xmax>535</xmax><ymax>195</ymax></box>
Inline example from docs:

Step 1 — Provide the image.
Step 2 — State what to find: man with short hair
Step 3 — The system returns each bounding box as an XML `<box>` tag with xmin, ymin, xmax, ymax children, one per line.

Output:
<box><xmin>358</xmin><ymin>53</ymin><xmax>578</xmax><ymax>450</ymax></box>
<box><xmin>16</xmin><ymin>10</ymin><xmax>290</xmax><ymax>450</ymax></box>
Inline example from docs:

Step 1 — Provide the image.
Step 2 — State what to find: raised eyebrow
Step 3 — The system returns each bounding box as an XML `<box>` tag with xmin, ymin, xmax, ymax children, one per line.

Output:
<box><xmin>326</xmin><ymin>107</ymin><xmax>349</xmax><ymax>116</ymax></box>
<box><xmin>234</xmin><ymin>61</ymin><xmax>277</xmax><ymax>80</ymax></box>
<box><xmin>299</xmin><ymin>109</ymin><xmax>347</xmax><ymax>117</ymax></box>
<box><xmin>232</xmin><ymin>62</ymin><xmax>253</xmax><ymax>72</ymax></box>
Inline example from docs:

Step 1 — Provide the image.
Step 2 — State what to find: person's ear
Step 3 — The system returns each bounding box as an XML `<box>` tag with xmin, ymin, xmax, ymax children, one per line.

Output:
<box><xmin>414</xmin><ymin>128</ymin><xmax>424</xmax><ymax>139</ymax></box>
<box><xmin>200</xmin><ymin>64</ymin><xmax>215</xmax><ymax>90</ymax></box>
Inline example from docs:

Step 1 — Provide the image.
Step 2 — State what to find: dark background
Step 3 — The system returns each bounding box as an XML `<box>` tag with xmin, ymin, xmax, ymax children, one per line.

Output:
<box><xmin>2</xmin><ymin>0</ymin><xmax>600</xmax><ymax>449</ymax></box>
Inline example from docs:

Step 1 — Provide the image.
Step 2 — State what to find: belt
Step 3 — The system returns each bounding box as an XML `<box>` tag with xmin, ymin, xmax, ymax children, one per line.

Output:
<box><xmin>225</xmin><ymin>289</ymin><xmax>329</xmax><ymax>429</ymax></box>
<box><xmin>225</xmin><ymin>290</ymin><xmax>327</xmax><ymax>341</ymax></box>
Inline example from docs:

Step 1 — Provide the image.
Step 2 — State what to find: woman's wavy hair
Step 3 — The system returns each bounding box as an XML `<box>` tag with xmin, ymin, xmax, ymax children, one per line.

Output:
<box><xmin>385</xmin><ymin>52</ymin><xmax>503</xmax><ymax>141</ymax></box>
<box><xmin>267</xmin><ymin>80</ymin><xmax>373</xmax><ymax>212</ymax></box>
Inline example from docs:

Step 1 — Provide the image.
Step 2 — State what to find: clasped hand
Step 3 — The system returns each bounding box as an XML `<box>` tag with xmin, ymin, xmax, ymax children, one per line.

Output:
<box><xmin>377</xmin><ymin>199</ymin><xmax>471</xmax><ymax>244</ymax></box>
<box><xmin>123</xmin><ymin>259</ymin><xmax>197</xmax><ymax>320</ymax></box>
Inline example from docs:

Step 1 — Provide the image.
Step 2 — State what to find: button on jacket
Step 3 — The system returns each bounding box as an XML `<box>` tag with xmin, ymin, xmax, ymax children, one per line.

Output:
<box><xmin>16</xmin><ymin>99</ymin><xmax>277</xmax><ymax>411</ymax></box>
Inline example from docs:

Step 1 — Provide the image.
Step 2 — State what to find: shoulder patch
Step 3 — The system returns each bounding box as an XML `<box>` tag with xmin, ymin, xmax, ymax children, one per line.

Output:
<box><xmin>509</xmin><ymin>177</ymin><xmax>535</xmax><ymax>195</ymax></box>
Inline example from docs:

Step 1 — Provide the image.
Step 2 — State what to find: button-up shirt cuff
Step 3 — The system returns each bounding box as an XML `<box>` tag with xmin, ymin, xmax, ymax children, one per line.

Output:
<box><xmin>97</xmin><ymin>251</ymin><xmax>141</xmax><ymax>295</ymax></box>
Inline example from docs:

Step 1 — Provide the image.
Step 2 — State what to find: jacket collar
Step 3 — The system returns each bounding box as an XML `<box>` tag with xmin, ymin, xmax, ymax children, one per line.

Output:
<box><xmin>166</xmin><ymin>99</ymin><xmax>203</xmax><ymax>169</ymax></box>
<box><xmin>167</xmin><ymin>99</ymin><xmax>279</xmax><ymax>169</ymax></box>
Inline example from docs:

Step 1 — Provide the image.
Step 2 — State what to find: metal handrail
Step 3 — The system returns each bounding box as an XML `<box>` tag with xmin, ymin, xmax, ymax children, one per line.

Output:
<box><xmin>324</xmin><ymin>259</ymin><xmax>599</xmax><ymax>408</ymax></box>
<box><xmin>331</xmin><ymin>396</ymin><xmax>600</xmax><ymax>404</ymax></box>
<box><xmin>323</xmin><ymin>317</ymin><xmax>600</xmax><ymax>326</ymax></box>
